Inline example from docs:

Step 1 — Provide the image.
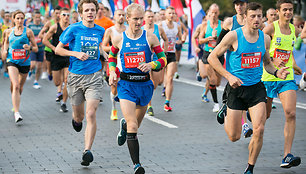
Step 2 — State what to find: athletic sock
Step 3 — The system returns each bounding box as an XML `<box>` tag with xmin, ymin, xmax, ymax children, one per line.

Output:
<box><xmin>110</xmin><ymin>91</ymin><xmax>116</xmax><ymax>110</ymax></box>
<box><xmin>209</xmin><ymin>85</ymin><xmax>218</xmax><ymax>103</ymax></box>
<box><xmin>127</xmin><ymin>133</ymin><xmax>140</xmax><ymax>165</ymax></box>
<box><xmin>245</xmin><ymin>163</ymin><xmax>254</xmax><ymax>173</ymax></box>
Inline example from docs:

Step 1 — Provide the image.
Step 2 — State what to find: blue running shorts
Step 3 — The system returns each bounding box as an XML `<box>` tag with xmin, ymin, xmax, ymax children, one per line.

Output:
<box><xmin>263</xmin><ymin>80</ymin><xmax>298</xmax><ymax>98</ymax></box>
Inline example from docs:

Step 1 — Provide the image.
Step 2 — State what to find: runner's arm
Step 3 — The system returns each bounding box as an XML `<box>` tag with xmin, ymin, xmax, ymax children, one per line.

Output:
<box><xmin>102</xmin><ymin>28</ymin><xmax>112</xmax><ymax>52</ymax></box>
<box><xmin>38</xmin><ymin>21</ymin><xmax>50</xmax><ymax>39</ymax></box>
<box><xmin>263</xmin><ymin>34</ymin><xmax>290</xmax><ymax>79</ymax></box>
<box><xmin>180</xmin><ymin>19</ymin><xmax>188</xmax><ymax>42</ymax></box>
<box><xmin>1</xmin><ymin>29</ymin><xmax>10</xmax><ymax>60</ymax></box>
<box><xmin>159</xmin><ymin>26</ymin><xmax>168</xmax><ymax>53</ymax></box>
<box><xmin>192</xmin><ymin>26</ymin><xmax>201</xmax><ymax>53</ymax></box>
<box><xmin>108</xmin><ymin>35</ymin><xmax>121</xmax><ymax>86</ymax></box>
<box><xmin>301</xmin><ymin>22</ymin><xmax>306</xmax><ymax>39</ymax></box>
<box><xmin>176</xmin><ymin>25</ymin><xmax>182</xmax><ymax>44</ymax></box>
<box><xmin>99</xmin><ymin>42</ymin><xmax>109</xmax><ymax>61</ymax></box>
<box><xmin>42</xmin><ymin>25</ymin><xmax>56</xmax><ymax>51</ymax></box>
<box><xmin>26</xmin><ymin>29</ymin><xmax>38</xmax><ymax>53</ymax></box>
<box><xmin>216</xmin><ymin>17</ymin><xmax>232</xmax><ymax>45</ymax></box>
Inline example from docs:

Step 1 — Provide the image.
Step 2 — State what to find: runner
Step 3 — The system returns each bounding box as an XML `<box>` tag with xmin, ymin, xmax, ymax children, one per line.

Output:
<box><xmin>42</xmin><ymin>7</ymin><xmax>70</xmax><ymax>113</ymax></box>
<box><xmin>159</xmin><ymin>9</ymin><xmax>166</xmax><ymax>22</ymax></box>
<box><xmin>38</xmin><ymin>5</ymin><xmax>61</xmax><ymax>82</ymax></box>
<box><xmin>1</xmin><ymin>11</ymin><xmax>12</xmax><ymax>78</ymax></box>
<box><xmin>160</xmin><ymin>6</ymin><xmax>182</xmax><ymax>112</ymax></box>
<box><xmin>108</xmin><ymin>3</ymin><xmax>167</xmax><ymax>173</ymax></box>
<box><xmin>299</xmin><ymin>21</ymin><xmax>306</xmax><ymax>90</ymax></box>
<box><xmin>263</xmin><ymin>8</ymin><xmax>277</xmax><ymax>27</ymax></box>
<box><xmin>102</xmin><ymin>9</ymin><xmax>126</xmax><ymax>120</ymax></box>
<box><xmin>2</xmin><ymin>10</ymin><xmax>38</xmax><ymax>123</ymax></box>
<box><xmin>27</xmin><ymin>10</ymin><xmax>45</xmax><ymax>89</ymax></box>
<box><xmin>216</xmin><ymin>0</ymin><xmax>253</xmax><ymax>138</ymax></box>
<box><xmin>198</xmin><ymin>3</ymin><xmax>223</xmax><ymax>112</ymax></box>
<box><xmin>262</xmin><ymin>0</ymin><xmax>302</xmax><ymax>168</ymax></box>
<box><xmin>55</xmin><ymin>0</ymin><xmax>106</xmax><ymax>166</ymax></box>
<box><xmin>208</xmin><ymin>3</ymin><xmax>289</xmax><ymax>173</ymax></box>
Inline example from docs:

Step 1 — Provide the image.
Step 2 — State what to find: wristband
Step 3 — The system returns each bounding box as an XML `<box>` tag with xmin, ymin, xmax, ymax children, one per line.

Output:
<box><xmin>273</xmin><ymin>69</ymin><xmax>278</xmax><ymax>78</ymax></box>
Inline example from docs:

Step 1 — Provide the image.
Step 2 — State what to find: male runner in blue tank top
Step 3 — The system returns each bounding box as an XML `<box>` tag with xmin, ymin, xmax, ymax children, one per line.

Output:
<box><xmin>216</xmin><ymin>0</ymin><xmax>254</xmax><ymax>139</ymax></box>
<box><xmin>208</xmin><ymin>3</ymin><xmax>290</xmax><ymax>174</ymax></box>
<box><xmin>143</xmin><ymin>9</ymin><xmax>168</xmax><ymax>116</ymax></box>
<box><xmin>198</xmin><ymin>3</ymin><xmax>223</xmax><ymax>113</ymax></box>
<box><xmin>108</xmin><ymin>3</ymin><xmax>167</xmax><ymax>173</ymax></box>
<box><xmin>55</xmin><ymin>0</ymin><xmax>106</xmax><ymax>167</ymax></box>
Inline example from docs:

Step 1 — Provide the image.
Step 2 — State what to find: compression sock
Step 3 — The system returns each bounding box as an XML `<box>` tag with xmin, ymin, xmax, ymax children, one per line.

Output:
<box><xmin>127</xmin><ymin>133</ymin><xmax>140</xmax><ymax>165</ymax></box>
<box><xmin>209</xmin><ymin>85</ymin><xmax>218</xmax><ymax>103</ymax></box>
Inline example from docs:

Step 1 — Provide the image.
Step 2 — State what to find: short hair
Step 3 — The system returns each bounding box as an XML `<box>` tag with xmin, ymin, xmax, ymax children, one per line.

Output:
<box><xmin>246</xmin><ymin>2</ymin><xmax>263</xmax><ymax>14</ymax></box>
<box><xmin>276</xmin><ymin>0</ymin><xmax>293</xmax><ymax>10</ymax></box>
<box><xmin>145</xmin><ymin>10</ymin><xmax>153</xmax><ymax>14</ymax></box>
<box><xmin>13</xmin><ymin>10</ymin><xmax>25</xmax><ymax>19</ymax></box>
<box><xmin>209</xmin><ymin>3</ymin><xmax>219</xmax><ymax>11</ymax></box>
<box><xmin>104</xmin><ymin>6</ymin><xmax>109</xmax><ymax>11</ymax></box>
<box><xmin>126</xmin><ymin>3</ymin><xmax>144</xmax><ymax>17</ymax></box>
<box><xmin>34</xmin><ymin>10</ymin><xmax>41</xmax><ymax>15</ymax></box>
<box><xmin>61</xmin><ymin>7</ymin><xmax>70</xmax><ymax>12</ymax></box>
<box><xmin>54</xmin><ymin>6</ymin><xmax>62</xmax><ymax>11</ymax></box>
<box><xmin>78</xmin><ymin>0</ymin><xmax>99</xmax><ymax>14</ymax></box>
<box><xmin>166</xmin><ymin>6</ymin><xmax>175</xmax><ymax>11</ymax></box>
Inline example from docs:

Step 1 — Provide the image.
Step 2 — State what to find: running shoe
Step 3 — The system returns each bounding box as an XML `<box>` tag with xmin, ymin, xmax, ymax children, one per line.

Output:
<box><xmin>201</xmin><ymin>94</ymin><xmax>210</xmax><ymax>103</ymax></box>
<box><xmin>212</xmin><ymin>103</ymin><xmax>220</xmax><ymax>112</ymax></box>
<box><xmin>41</xmin><ymin>72</ymin><xmax>48</xmax><ymax>80</ymax></box>
<box><xmin>272</xmin><ymin>102</ymin><xmax>277</xmax><ymax>109</ymax></box>
<box><xmin>60</xmin><ymin>103</ymin><xmax>68</xmax><ymax>112</ymax></box>
<box><xmin>217</xmin><ymin>103</ymin><xmax>227</xmax><ymax>124</ymax></box>
<box><xmin>48</xmin><ymin>74</ymin><xmax>53</xmax><ymax>81</ymax></box>
<box><xmin>243</xmin><ymin>123</ymin><xmax>253</xmax><ymax>138</ymax></box>
<box><xmin>196</xmin><ymin>71</ymin><xmax>202</xmax><ymax>82</ymax></box>
<box><xmin>117</xmin><ymin>118</ymin><xmax>127</xmax><ymax>146</ymax></box>
<box><xmin>134</xmin><ymin>163</ymin><xmax>145</xmax><ymax>174</ymax></box>
<box><xmin>14</xmin><ymin>112</ymin><xmax>23</xmax><ymax>123</ymax></box>
<box><xmin>174</xmin><ymin>72</ymin><xmax>180</xmax><ymax>79</ymax></box>
<box><xmin>110</xmin><ymin>109</ymin><xmax>118</xmax><ymax>120</ymax></box>
<box><xmin>246</xmin><ymin>111</ymin><xmax>252</xmax><ymax>122</ymax></box>
<box><xmin>114</xmin><ymin>96</ymin><xmax>119</xmax><ymax>102</ymax></box>
<box><xmin>147</xmin><ymin>106</ymin><xmax>154</xmax><ymax>116</ymax></box>
<box><xmin>72</xmin><ymin>119</ymin><xmax>82</xmax><ymax>132</ymax></box>
<box><xmin>164</xmin><ymin>104</ymin><xmax>172</xmax><ymax>112</ymax></box>
<box><xmin>26</xmin><ymin>71</ymin><xmax>32</xmax><ymax>80</ymax></box>
<box><xmin>299</xmin><ymin>72</ymin><xmax>306</xmax><ymax>89</ymax></box>
<box><xmin>244</xmin><ymin>170</ymin><xmax>253</xmax><ymax>174</ymax></box>
<box><xmin>81</xmin><ymin>150</ymin><xmax>94</xmax><ymax>166</ymax></box>
<box><xmin>162</xmin><ymin>87</ymin><xmax>166</xmax><ymax>97</ymax></box>
<box><xmin>4</xmin><ymin>72</ymin><xmax>9</xmax><ymax>78</ymax></box>
<box><xmin>33</xmin><ymin>82</ymin><xmax>41</xmax><ymax>89</ymax></box>
<box><xmin>56</xmin><ymin>93</ymin><xmax>63</xmax><ymax>102</ymax></box>
<box><xmin>280</xmin><ymin>153</ymin><xmax>301</xmax><ymax>168</ymax></box>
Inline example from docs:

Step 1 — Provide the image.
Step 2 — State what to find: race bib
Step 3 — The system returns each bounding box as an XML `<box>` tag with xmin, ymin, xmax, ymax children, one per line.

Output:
<box><xmin>167</xmin><ymin>41</ymin><xmax>175</xmax><ymax>52</ymax></box>
<box><xmin>35</xmin><ymin>36</ymin><xmax>41</xmax><ymax>43</ymax></box>
<box><xmin>81</xmin><ymin>45</ymin><xmax>98</xmax><ymax>60</ymax></box>
<box><xmin>208</xmin><ymin>39</ymin><xmax>217</xmax><ymax>48</ymax></box>
<box><xmin>273</xmin><ymin>48</ymin><xmax>291</xmax><ymax>63</ymax></box>
<box><xmin>124</xmin><ymin>51</ymin><xmax>145</xmax><ymax>68</ymax></box>
<box><xmin>12</xmin><ymin>49</ymin><xmax>27</xmax><ymax>60</ymax></box>
<box><xmin>241</xmin><ymin>52</ymin><xmax>261</xmax><ymax>69</ymax></box>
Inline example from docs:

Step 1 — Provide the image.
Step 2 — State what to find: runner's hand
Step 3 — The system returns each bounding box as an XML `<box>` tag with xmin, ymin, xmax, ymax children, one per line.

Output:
<box><xmin>228</xmin><ymin>75</ymin><xmax>243</xmax><ymax>89</ymax></box>
<box><xmin>272</xmin><ymin>57</ymin><xmax>285</xmax><ymax>68</ymax></box>
<box><xmin>277</xmin><ymin>67</ymin><xmax>290</xmax><ymax>79</ymax></box>
<box><xmin>138</xmin><ymin>63</ymin><xmax>153</xmax><ymax>73</ymax></box>
<box><xmin>109</xmin><ymin>71</ymin><xmax>117</xmax><ymax>86</ymax></box>
<box><xmin>195</xmin><ymin>47</ymin><xmax>201</xmax><ymax>53</ymax></box>
<box><xmin>75</xmin><ymin>52</ymin><xmax>89</xmax><ymax>61</ymax></box>
<box><xmin>23</xmin><ymin>44</ymin><xmax>31</xmax><ymax>51</ymax></box>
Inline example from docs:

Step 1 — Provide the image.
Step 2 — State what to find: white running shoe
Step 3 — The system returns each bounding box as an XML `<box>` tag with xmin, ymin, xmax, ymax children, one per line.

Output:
<box><xmin>213</xmin><ymin>103</ymin><xmax>220</xmax><ymax>113</ymax></box>
<box><xmin>41</xmin><ymin>72</ymin><xmax>48</xmax><ymax>80</ymax></box>
<box><xmin>33</xmin><ymin>82</ymin><xmax>41</xmax><ymax>89</ymax></box>
<box><xmin>299</xmin><ymin>72</ymin><xmax>306</xmax><ymax>89</ymax></box>
<box><xmin>14</xmin><ymin>112</ymin><xmax>23</xmax><ymax>123</ymax></box>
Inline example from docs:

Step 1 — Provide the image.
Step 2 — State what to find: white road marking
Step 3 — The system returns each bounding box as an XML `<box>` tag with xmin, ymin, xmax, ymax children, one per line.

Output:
<box><xmin>174</xmin><ymin>77</ymin><xmax>306</xmax><ymax>110</ymax></box>
<box><xmin>145</xmin><ymin>114</ymin><xmax>178</xmax><ymax>128</ymax></box>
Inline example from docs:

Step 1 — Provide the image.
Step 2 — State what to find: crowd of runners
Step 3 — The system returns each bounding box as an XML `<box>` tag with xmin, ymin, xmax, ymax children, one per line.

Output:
<box><xmin>0</xmin><ymin>0</ymin><xmax>306</xmax><ymax>173</ymax></box>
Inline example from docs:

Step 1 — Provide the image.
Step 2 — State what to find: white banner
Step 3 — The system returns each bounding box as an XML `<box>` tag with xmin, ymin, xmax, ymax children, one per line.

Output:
<box><xmin>0</xmin><ymin>0</ymin><xmax>26</xmax><ymax>12</ymax></box>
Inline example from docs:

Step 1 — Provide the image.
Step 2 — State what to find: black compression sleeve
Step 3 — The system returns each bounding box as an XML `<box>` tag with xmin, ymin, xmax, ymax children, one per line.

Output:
<box><xmin>216</xmin><ymin>29</ymin><xmax>230</xmax><ymax>45</ymax></box>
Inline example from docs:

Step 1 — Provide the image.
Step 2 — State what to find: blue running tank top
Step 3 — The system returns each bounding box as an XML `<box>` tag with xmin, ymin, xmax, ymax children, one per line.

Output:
<box><xmin>7</xmin><ymin>27</ymin><xmax>30</xmax><ymax>66</ymax></box>
<box><xmin>119</xmin><ymin>30</ymin><xmax>153</xmax><ymax>74</ymax></box>
<box><xmin>231</xmin><ymin>15</ymin><xmax>243</xmax><ymax>31</ymax></box>
<box><xmin>142</xmin><ymin>24</ymin><xmax>160</xmax><ymax>61</ymax></box>
<box><xmin>226</xmin><ymin>28</ymin><xmax>266</xmax><ymax>86</ymax></box>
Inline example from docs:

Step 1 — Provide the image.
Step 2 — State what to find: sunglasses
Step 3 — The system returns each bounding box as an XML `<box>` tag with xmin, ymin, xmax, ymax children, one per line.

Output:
<box><xmin>61</xmin><ymin>13</ymin><xmax>70</xmax><ymax>17</ymax></box>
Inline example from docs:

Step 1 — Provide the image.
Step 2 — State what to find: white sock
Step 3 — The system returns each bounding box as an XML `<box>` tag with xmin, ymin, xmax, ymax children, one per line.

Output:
<box><xmin>110</xmin><ymin>91</ymin><xmax>116</xmax><ymax>110</ymax></box>
<box><xmin>242</xmin><ymin>123</ymin><xmax>249</xmax><ymax>128</ymax></box>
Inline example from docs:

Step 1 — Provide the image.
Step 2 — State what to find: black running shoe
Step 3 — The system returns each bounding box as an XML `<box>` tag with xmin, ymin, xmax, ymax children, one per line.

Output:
<box><xmin>280</xmin><ymin>153</ymin><xmax>301</xmax><ymax>168</ymax></box>
<box><xmin>134</xmin><ymin>163</ymin><xmax>145</xmax><ymax>174</ymax></box>
<box><xmin>56</xmin><ymin>93</ymin><xmax>63</xmax><ymax>102</ymax></box>
<box><xmin>217</xmin><ymin>103</ymin><xmax>227</xmax><ymax>124</ymax></box>
<box><xmin>81</xmin><ymin>150</ymin><xmax>94</xmax><ymax>166</ymax></box>
<box><xmin>117</xmin><ymin>118</ymin><xmax>127</xmax><ymax>146</ymax></box>
<box><xmin>72</xmin><ymin>119</ymin><xmax>82</xmax><ymax>132</ymax></box>
<box><xmin>60</xmin><ymin>103</ymin><xmax>68</xmax><ymax>112</ymax></box>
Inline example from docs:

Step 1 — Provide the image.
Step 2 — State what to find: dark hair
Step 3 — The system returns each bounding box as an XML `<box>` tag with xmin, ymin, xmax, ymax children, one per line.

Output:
<box><xmin>61</xmin><ymin>7</ymin><xmax>70</xmax><ymax>12</ymax></box>
<box><xmin>246</xmin><ymin>2</ymin><xmax>263</xmax><ymax>14</ymax></box>
<box><xmin>13</xmin><ymin>10</ymin><xmax>25</xmax><ymax>19</ymax></box>
<box><xmin>104</xmin><ymin>6</ymin><xmax>109</xmax><ymax>11</ymax></box>
<box><xmin>54</xmin><ymin>6</ymin><xmax>62</xmax><ymax>11</ymax></box>
<box><xmin>276</xmin><ymin>0</ymin><xmax>293</xmax><ymax>10</ymax></box>
<box><xmin>78</xmin><ymin>0</ymin><xmax>99</xmax><ymax>14</ymax></box>
<box><xmin>34</xmin><ymin>10</ymin><xmax>41</xmax><ymax>15</ymax></box>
